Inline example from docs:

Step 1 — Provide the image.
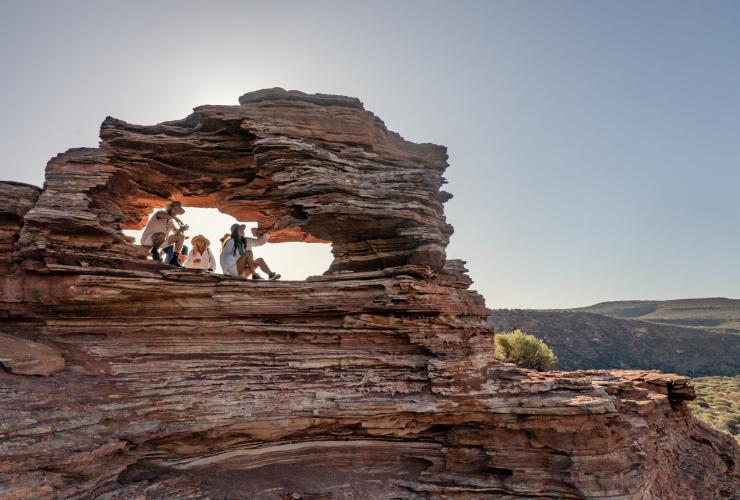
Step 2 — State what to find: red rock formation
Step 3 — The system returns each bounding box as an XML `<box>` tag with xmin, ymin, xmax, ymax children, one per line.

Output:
<box><xmin>0</xmin><ymin>88</ymin><xmax>737</xmax><ymax>499</ymax></box>
<box><xmin>0</xmin><ymin>182</ymin><xmax>40</xmax><ymax>274</ymax></box>
<box><xmin>19</xmin><ymin>88</ymin><xmax>451</xmax><ymax>274</ymax></box>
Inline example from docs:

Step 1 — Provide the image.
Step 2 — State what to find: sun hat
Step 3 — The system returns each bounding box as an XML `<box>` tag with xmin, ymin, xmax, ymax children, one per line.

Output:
<box><xmin>164</xmin><ymin>200</ymin><xmax>182</xmax><ymax>212</ymax></box>
<box><xmin>230</xmin><ymin>223</ymin><xmax>246</xmax><ymax>233</ymax></box>
<box><xmin>191</xmin><ymin>234</ymin><xmax>210</xmax><ymax>247</ymax></box>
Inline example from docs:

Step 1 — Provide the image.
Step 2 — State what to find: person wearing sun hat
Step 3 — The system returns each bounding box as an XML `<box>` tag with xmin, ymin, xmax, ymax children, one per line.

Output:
<box><xmin>184</xmin><ymin>234</ymin><xmax>216</xmax><ymax>271</ymax></box>
<box><xmin>219</xmin><ymin>223</ymin><xmax>280</xmax><ymax>280</ymax></box>
<box><xmin>140</xmin><ymin>201</ymin><xmax>188</xmax><ymax>266</ymax></box>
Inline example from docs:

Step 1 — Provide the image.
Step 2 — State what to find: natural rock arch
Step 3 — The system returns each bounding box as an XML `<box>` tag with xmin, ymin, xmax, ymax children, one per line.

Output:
<box><xmin>19</xmin><ymin>88</ymin><xmax>452</xmax><ymax>276</ymax></box>
<box><xmin>0</xmin><ymin>89</ymin><xmax>737</xmax><ymax>498</ymax></box>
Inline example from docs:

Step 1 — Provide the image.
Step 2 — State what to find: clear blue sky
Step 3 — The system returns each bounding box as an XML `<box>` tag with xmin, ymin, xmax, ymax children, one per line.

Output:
<box><xmin>1</xmin><ymin>0</ymin><xmax>738</xmax><ymax>308</ymax></box>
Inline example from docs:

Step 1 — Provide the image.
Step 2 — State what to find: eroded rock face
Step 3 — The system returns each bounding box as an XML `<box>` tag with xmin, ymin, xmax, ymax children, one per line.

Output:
<box><xmin>0</xmin><ymin>182</ymin><xmax>40</xmax><ymax>274</ymax></box>
<box><xmin>18</xmin><ymin>87</ymin><xmax>451</xmax><ymax>275</ymax></box>
<box><xmin>0</xmin><ymin>89</ymin><xmax>737</xmax><ymax>499</ymax></box>
<box><xmin>0</xmin><ymin>332</ymin><xmax>64</xmax><ymax>376</ymax></box>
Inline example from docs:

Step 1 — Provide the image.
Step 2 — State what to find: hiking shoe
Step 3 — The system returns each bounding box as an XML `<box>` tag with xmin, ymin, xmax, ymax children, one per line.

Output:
<box><xmin>268</xmin><ymin>272</ymin><xmax>281</xmax><ymax>281</ymax></box>
<box><xmin>169</xmin><ymin>252</ymin><xmax>183</xmax><ymax>267</ymax></box>
<box><xmin>251</xmin><ymin>273</ymin><xmax>264</xmax><ymax>280</ymax></box>
<box><xmin>151</xmin><ymin>246</ymin><xmax>162</xmax><ymax>262</ymax></box>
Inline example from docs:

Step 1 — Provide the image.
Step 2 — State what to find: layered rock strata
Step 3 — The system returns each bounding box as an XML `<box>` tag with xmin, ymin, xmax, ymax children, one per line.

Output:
<box><xmin>19</xmin><ymin>88</ymin><xmax>451</xmax><ymax>274</ymax></box>
<box><xmin>0</xmin><ymin>89</ymin><xmax>737</xmax><ymax>499</ymax></box>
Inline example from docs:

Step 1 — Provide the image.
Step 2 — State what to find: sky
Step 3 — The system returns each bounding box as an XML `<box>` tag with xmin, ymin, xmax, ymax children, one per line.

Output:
<box><xmin>122</xmin><ymin>208</ymin><xmax>334</xmax><ymax>280</ymax></box>
<box><xmin>1</xmin><ymin>0</ymin><xmax>738</xmax><ymax>308</ymax></box>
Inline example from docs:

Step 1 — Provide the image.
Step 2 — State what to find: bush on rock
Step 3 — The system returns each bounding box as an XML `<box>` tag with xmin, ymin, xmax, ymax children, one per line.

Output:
<box><xmin>494</xmin><ymin>329</ymin><xmax>558</xmax><ymax>371</ymax></box>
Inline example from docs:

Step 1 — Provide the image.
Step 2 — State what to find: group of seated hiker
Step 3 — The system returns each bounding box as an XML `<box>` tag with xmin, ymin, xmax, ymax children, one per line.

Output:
<box><xmin>140</xmin><ymin>201</ymin><xmax>280</xmax><ymax>280</ymax></box>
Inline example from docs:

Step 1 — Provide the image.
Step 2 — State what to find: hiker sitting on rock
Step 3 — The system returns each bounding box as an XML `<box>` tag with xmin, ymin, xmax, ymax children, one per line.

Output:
<box><xmin>184</xmin><ymin>235</ymin><xmax>216</xmax><ymax>271</ymax></box>
<box><xmin>140</xmin><ymin>201</ymin><xmax>188</xmax><ymax>267</ymax></box>
<box><xmin>219</xmin><ymin>223</ymin><xmax>280</xmax><ymax>280</ymax></box>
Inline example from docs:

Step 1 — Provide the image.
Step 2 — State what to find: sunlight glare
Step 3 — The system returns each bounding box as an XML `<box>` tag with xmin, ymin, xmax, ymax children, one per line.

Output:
<box><xmin>123</xmin><ymin>207</ymin><xmax>333</xmax><ymax>280</ymax></box>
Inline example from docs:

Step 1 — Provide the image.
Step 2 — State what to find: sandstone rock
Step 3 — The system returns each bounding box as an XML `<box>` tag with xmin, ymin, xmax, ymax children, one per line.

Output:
<box><xmin>0</xmin><ymin>89</ymin><xmax>737</xmax><ymax>498</ymax></box>
<box><xmin>19</xmin><ymin>87</ymin><xmax>451</xmax><ymax>274</ymax></box>
<box><xmin>0</xmin><ymin>332</ymin><xmax>65</xmax><ymax>376</ymax></box>
<box><xmin>0</xmin><ymin>182</ymin><xmax>40</xmax><ymax>274</ymax></box>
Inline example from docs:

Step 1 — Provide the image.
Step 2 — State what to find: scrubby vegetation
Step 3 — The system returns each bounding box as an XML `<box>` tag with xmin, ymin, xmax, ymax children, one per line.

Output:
<box><xmin>494</xmin><ymin>329</ymin><xmax>558</xmax><ymax>371</ymax></box>
<box><xmin>488</xmin><ymin>309</ymin><xmax>740</xmax><ymax>376</ymax></box>
<box><xmin>689</xmin><ymin>376</ymin><xmax>739</xmax><ymax>442</ymax></box>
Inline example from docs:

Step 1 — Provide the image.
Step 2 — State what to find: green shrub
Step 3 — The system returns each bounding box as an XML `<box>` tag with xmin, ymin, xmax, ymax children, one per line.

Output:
<box><xmin>494</xmin><ymin>329</ymin><xmax>558</xmax><ymax>371</ymax></box>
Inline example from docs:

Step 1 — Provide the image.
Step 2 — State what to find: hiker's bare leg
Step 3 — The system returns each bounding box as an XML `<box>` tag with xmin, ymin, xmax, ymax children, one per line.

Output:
<box><xmin>244</xmin><ymin>251</ymin><xmax>263</xmax><ymax>275</ymax></box>
<box><xmin>151</xmin><ymin>233</ymin><xmax>166</xmax><ymax>249</ymax></box>
<box><xmin>253</xmin><ymin>257</ymin><xmax>272</xmax><ymax>275</ymax></box>
<box><xmin>166</xmin><ymin>233</ymin><xmax>185</xmax><ymax>253</ymax></box>
<box><xmin>236</xmin><ymin>252</ymin><xmax>252</xmax><ymax>276</ymax></box>
<box><xmin>245</xmin><ymin>251</ymin><xmax>255</xmax><ymax>272</ymax></box>
<box><xmin>244</xmin><ymin>252</ymin><xmax>270</xmax><ymax>275</ymax></box>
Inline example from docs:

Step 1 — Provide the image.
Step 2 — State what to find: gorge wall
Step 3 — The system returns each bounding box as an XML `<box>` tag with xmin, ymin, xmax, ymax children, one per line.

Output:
<box><xmin>0</xmin><ymin>88</ymin><xmax>737</xmax><ymax>499</ymax></box>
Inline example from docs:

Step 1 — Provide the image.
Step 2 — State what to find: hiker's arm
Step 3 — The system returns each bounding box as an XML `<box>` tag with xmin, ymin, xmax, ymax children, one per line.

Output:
<box><xmin>249</xmin><ymin>231</ymin><xmax>269</xmax><ymax>247</ymax></box>
<box><xmin>155</xmin><ymin>211</ymin><xmax>175</xmax><ymax>220</ymax></box>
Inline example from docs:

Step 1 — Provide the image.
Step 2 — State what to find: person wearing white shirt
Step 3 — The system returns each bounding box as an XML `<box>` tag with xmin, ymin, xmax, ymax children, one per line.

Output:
<box><xmin>184</xmin><ymin>234</ymin><xmax>216</xmax><ymax>271</ymax></box>
<box><xmin>140</xmin><ymin>201</ymin><xmax>188</xmax><ymax>266</ymax></box>
<box><xmin>219</xmin><ymin>223</ymin><xmax>280</xmax><ymax>280</ymax></box>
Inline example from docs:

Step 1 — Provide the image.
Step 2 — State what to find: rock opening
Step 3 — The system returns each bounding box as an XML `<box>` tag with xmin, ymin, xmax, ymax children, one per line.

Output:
<box><xmin>123</xmin><ymin>206</ymin><xmax>333</xmax><ymax>279</ymax></box>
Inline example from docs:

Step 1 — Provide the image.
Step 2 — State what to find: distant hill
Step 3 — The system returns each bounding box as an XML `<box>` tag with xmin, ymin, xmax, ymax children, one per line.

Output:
<box><xmin>575</xmin><ymin>298</ymin><xmax>740</xmax><ymax>334</ymax></box>
<box><xmin>488</xmin><ymin>309</ymin><xmax>740</xmax><ymax>377</ymax></box>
